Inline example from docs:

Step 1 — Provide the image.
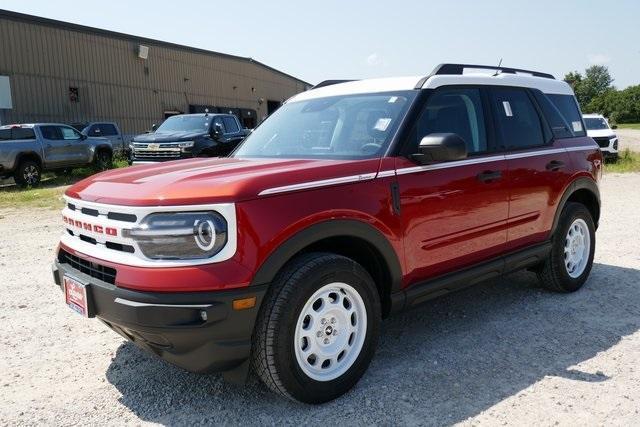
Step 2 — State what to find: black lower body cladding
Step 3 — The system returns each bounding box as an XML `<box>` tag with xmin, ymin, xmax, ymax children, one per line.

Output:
<box><xmin>52</xmin><ymin>260</ymin><xmax>267</xmax><ymax>375</ymax></box>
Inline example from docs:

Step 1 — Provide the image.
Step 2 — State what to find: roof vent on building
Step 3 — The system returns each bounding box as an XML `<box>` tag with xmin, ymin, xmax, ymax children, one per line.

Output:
<box><xmin>138</xmin><ymin>45</ymin><xmax>149</xmax><ymax>60</ymax></box>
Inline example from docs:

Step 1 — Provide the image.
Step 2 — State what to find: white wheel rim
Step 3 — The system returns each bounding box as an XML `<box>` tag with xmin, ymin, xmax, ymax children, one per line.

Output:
<box><xmin>564</xmin><ymin>218</ymin><xmax>590</xmax><ymax>278</ymax></box>
<box><xmin>293</xmin><ymin>282</ymin><xmax>367</xmax><ymax>382</ymax></box>
<box><xmin>23</xmin><ymin>165</ymin><xmax>39</xmax><ymax>185</ymax></box>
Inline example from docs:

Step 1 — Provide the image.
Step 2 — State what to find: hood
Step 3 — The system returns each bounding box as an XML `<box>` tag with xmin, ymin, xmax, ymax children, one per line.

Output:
<box><xmin>586</xmin><ymin>129</ymin><xmax>616</xmax><ymax>138</ymax></box>
<box><xmin>133</xmin><ymin>130</ymin><xmax>207</xmax><ymax>143</ymax></box>
<box><xmin>65</xmin><ymin>157</ymin><xmax>381</xmax><ymax>206</ymax></box>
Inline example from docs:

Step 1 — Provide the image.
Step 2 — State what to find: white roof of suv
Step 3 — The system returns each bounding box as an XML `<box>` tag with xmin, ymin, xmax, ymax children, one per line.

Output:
<box><xmin>291</xmin><ymin>64</ymin><xmax>574</xmax><ymax>103</ymax></box>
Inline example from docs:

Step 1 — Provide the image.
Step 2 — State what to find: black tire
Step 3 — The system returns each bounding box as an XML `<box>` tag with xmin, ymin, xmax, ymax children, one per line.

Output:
<box><xmin>95</xmin><ymin>149</ymin><xmax>113</xmax><ymax>170</ymax></box>
<box><xmin>14</xmin><ymin>160</ymin><xmax>41</xmax><ymax>187</ymax></box>
<box><xmin>537</xmin><ymin>202</ymin><xmax>595</xmax><ymax>292</ymax></box>
<box><xmin>252</xmin><ymin>252</ymin><xmax>381</xmax><ymax>404</ymax></box>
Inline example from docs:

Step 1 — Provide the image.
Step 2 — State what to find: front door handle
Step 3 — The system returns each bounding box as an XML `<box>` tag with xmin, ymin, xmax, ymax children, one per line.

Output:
<box><xmin>546</xmin><ymin>160</ymin><xmax>566</xmax><ymax>171</ymax></box>
<box><xmin>477</xmin><ymin>170</ymin><xmax>502</xmax><ymax>183</ymax></box>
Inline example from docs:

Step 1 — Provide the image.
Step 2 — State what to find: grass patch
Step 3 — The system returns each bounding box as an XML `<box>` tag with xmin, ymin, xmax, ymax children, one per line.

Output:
<box><xmin>604</xmin><ymin>149</ymin><xmax>640</xmax><ymax>173</ymax></box>
<box><xmin>616</xmin><ymin>123</ymin><xmax>640</xmax><ymax>130</ymax></box>
<box><xmin>0</xmin><ymin>155</ymin><xmax>129</xmax><ymax>210</ymax></box>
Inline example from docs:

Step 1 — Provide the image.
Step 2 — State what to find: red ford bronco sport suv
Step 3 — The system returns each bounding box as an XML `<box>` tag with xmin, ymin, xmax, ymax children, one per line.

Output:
<box><xmin>53</xmin><ymin>64</ymin><xmax>602</xmax><ymax>403</ymax></box>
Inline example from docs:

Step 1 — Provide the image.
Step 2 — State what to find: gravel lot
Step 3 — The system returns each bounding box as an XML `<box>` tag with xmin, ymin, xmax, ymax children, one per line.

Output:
<box><xmin>617</xmin><ymin>128</ymin><xmax>640</xmax><ymax>152</ymax></box>
<box><xmin>1</xmin><ymin>173</ymin><xmax>640</xmax><ymax>425</ymax></box>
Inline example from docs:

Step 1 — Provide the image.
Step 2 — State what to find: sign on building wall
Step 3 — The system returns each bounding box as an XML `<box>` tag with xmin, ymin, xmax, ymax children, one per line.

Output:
<box><xmin>0</xmin><ymin>76</ymin><xmax>12</xmax><ymax>109</ymax></box>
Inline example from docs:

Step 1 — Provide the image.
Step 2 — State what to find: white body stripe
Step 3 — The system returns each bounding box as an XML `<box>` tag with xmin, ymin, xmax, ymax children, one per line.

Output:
<box><xmin>258</xmin><ymin>173</ymin><xmax>377</xmax><ymax>196</ymax></box>
<box><xmin>258</xmin><ymin>145</ymin><xmax>597</xmax><ymax>194</ymax></box>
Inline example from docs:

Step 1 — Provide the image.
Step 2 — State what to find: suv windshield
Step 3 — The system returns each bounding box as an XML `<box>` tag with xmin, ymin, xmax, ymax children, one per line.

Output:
<box><xmin>584</xmin><ymin>117</ymin><xmax>610</xmax><ymax>130</ymax></box>
<box><xmin>233</xmin><ymin>91</ymin><xmax>416</xmax><ymax>159</ymax></box>
<box><xmin>156</xmin><ymin>115</ymin><xmax>211</xmax><ymax>133</ymax></box>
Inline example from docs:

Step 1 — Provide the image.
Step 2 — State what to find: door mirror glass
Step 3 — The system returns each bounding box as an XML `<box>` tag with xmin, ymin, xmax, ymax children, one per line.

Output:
<box><xmin>412</xmin><ymin>133</ymin><xmax>467</xmax><ymax>165</ymax></box>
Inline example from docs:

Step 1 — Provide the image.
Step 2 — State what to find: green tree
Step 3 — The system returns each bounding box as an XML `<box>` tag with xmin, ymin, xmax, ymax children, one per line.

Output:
<box><xmin>564</xmin><ymin>65</ymin><xmax>614</xmax><ymax>109</ymax></box>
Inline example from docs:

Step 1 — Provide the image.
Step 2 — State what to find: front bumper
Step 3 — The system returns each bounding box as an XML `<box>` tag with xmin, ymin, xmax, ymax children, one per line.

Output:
<box><xmin>53</xmin><ymin>260</ymin><xmax>267</xmax><ymax>374</ymax></box>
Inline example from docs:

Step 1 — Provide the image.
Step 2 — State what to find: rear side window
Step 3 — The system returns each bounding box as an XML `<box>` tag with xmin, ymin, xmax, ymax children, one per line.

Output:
<box><xmin>547</xmin><ymin>94</ymin><xmax>586</xmax><ymax>137</ymax></box>
<box><xmin>12</xmin><ymin>128</ymin><xmax>36</xmax><ymax>140</ymax></box>
<box><xmin>413</xmin><ymin>87</ymin><xmax>488</xmax><ymax>155</ymax></box>
<box><xmin>532</xmin><ymin>91</ymin><xmax>574</xmax><ymax>139</ymax></box>
<box><xmin>222</xmin><ymin>116</ymin><xmax>239</xmax><ymax>133</ymax></box>
<box><xmin>491</xmin><ymin>88</ymin><xmax>545</xmax><ymax>149</ymax></box>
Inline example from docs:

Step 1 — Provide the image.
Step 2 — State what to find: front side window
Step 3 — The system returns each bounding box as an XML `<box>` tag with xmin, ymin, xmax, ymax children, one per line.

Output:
<box><xmin>91</xmin><ymin>123</ymin><xmax>117</xmax><ymax>136</ymax></box>
<box><xmin>411</xmin><ymin>88</ymin><xmax>488</xmax><ymax>155</ymax></box>
<box><xmin>491</xmin><ymin>88</ymin><xmax>545</xmax><ymax>149</ymax></box>
<box><xmin>584</xmin><ymin>117</ymin><xmax>610</xmax><ymax>131</ymax></box>
<box><xmin>40</xmin><ymin>126</ymin><xmax>62</xmax><ymax>140</ymax></box>
<box><xmin>234</xmin><ymin>91</ymin><xmax>415</xmax><ymax>159</ymax></box>
<box><xmin>156</xmin><ymin>115</ymin><xmax>211</xmax><ymax>133</ymax></box>
<box><xmin>60</xmin><ymin>126</ymin><xmax>82</xmax><ymax>140</ymax></box>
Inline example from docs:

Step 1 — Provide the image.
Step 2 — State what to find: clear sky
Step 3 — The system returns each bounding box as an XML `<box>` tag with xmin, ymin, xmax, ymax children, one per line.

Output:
<box><xmin>2</xmin><ymin>0</ymin><xmax>639</xmax><ymax>88</ymax></box>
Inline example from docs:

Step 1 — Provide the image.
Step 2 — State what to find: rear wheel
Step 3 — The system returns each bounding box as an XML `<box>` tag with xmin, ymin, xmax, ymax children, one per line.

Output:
<box><xmin>537</xmin><ymin>202</ymin><xmax>595</xmax><ymax>292</ymax></box>
<box><xmin>252</xmin><ymin>253</ymin><xmax>381</xmax><ymax>403</ymax></box>
<box><xmin>14</xmin><ymin>160</ymin><xmax>41</xmax><ymax>187</ymax></box>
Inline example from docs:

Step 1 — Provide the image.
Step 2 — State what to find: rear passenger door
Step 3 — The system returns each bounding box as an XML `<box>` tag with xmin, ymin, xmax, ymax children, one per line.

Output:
<box><xmin>396</xmin><ymin>87</ymin><xmax>510</xmax><ymax>283</ymax></box>
<box><xmin>489</xmin><ymin>87</ymin><xmax>573</xmax><ymax>252</ymax></box>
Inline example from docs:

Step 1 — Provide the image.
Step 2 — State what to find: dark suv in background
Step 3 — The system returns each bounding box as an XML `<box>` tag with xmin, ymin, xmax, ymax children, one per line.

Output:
<box><xmin>129</xmin><ymin>113</ymin><xmax>249</xmax><ymax>164</ymax></box>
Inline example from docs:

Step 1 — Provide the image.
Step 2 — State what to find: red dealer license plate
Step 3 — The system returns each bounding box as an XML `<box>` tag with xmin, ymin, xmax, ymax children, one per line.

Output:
<box><xmin>63</xmin><ymin>275</ymin><xmax>90</xmax><ymax>317</ymax></box>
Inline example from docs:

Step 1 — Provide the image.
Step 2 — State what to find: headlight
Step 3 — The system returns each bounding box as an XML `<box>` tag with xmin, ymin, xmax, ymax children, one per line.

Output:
<box><xmin>178</xmin><ymin>141</ymin><xmax>195</xmax><ymax>148</ymax></box>
<box><xmin>124</xmin><ymin>212</ymin><xmax>227</xmax><ymax>260</ymax></box>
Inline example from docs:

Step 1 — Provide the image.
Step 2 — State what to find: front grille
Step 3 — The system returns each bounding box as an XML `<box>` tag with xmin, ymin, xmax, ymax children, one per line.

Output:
<box><xmin>593</xmin><ymin>137</ymin><xmax>611</xmax><ymax>148</ymax></box>
<box><xmin>58</xmin><ymin>249</ymin><xmax>117</xmax><ymax>285</ymax></box>
<box><xmin>132</xmin><ymin>150</ymin><xmax>181</xmax><ymax>159</ymax></box>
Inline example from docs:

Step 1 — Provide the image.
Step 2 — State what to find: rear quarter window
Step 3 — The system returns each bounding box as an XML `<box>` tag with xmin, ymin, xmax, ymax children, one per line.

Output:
<box><xmin>0</xmin><ymin>129</ymin><xmax>10</xmax><ymax>141</ymax></box>
<box><xmin>547</xmin><ymin>94</ymin><xmax>586</xmax><ymax>137</ymax></box>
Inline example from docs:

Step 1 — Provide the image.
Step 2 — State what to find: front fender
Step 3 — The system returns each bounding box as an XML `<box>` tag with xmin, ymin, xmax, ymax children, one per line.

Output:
<box><xmin>250</xmin><ymin>218</ymin><xmax>403</xmax><ymax>293</ymax></box>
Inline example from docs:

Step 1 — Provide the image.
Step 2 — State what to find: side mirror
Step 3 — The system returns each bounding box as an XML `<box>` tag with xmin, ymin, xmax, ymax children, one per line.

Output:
<box><xmin>80</xmin><ymin>133</ymin><xmax>88</xmax><ymax>140</ymax></box>
<box><xmin>611</xmin><ymin>124</ymin><xmax>618</xmax><ymax>129</ymax></box>
<box><xmin>211</xmin><ymin>123</ymin><xmax>224</xmax><ymax>140</ymax></box>
<box><xmin>412</xmin><ymin>133</ymin><xmax>467</xmax><ymax>165</ymax></box>
<box><xmin>151</xmin><ymin>123</ymin><xmax>157</xmax><ymax>132</ymax></box>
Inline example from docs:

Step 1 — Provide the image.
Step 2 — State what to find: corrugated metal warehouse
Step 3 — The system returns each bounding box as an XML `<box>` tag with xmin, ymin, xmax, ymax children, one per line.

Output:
<box><xmin>0</xmin><ymin>9</ymin><xmax>310</xmax><ymax>133</ymax></box>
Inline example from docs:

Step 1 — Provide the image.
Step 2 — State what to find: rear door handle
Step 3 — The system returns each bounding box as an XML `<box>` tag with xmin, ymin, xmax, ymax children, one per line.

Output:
<box><xmin>546</xmin><ymin>160</ymin><xmax>565</xmax><ymax>171</ymax></box>
<box><xmin>477</xmin><ymin>170</ymin><xmax>502</xmax><ymax>183</ymax></box>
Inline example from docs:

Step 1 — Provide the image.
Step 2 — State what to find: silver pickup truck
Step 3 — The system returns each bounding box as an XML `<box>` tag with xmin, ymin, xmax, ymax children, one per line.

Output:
<box><xmin>0</xmin><ymin>123</ymin><xmax>114</xmax><ymax>187</ymax></box>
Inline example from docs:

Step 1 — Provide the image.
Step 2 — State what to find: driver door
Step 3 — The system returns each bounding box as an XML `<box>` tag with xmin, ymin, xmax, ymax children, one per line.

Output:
<box><xmin>58</xmin><ymin>125</ymin><xmax>90</xmax><ymax>165</ymax></box>
<box><xmin>395</xmin><ymin>87</ymin><xmax>509</xmax><ymax>285</ymax></box>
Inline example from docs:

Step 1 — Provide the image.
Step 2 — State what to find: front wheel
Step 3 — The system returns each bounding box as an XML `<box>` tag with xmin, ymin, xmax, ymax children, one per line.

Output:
<box><xmin>537</xmin><ymin>202</ymin><xmax>595</xmax><ymax>292</ymax></box>
<box><xmin>252</xmin><ymin>253</ymin><xmax>381</xmax><ymax>403</ymax></box>
<box><xmin>95</xmin><ymin>149</ymin><xmax>113</xmax><ymax>170</ymax></box>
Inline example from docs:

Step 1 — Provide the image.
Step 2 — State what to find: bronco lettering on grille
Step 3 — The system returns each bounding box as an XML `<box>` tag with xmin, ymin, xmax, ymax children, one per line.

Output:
<box><xmin>63</xmin><ymin>215</ymin><xmax>117</xmax><ymax>236</ymax></box>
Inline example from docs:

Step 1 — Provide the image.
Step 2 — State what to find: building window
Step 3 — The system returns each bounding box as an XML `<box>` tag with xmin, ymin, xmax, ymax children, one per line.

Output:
<box><xmin>69</xmin><ymin>87</ymin><xmax>79</xmax><ymax>103</ymax></box>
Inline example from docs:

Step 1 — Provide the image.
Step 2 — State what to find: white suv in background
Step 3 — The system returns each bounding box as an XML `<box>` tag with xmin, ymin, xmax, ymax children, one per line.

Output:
<box><xmin>583</xmin><ymin>113</ymin><xmax>618</xmax><ymax>161</ymax></box>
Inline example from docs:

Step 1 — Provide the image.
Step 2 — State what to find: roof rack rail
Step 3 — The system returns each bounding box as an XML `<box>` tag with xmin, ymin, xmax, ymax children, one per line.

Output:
<box><xmin>312</xmin><ymin>80</ymin><xmax>357</xmax><ymax>89</ymax></box>
<box><xmin>414</xmin><ymin>63</ymin><xmax>555</xmax><ymax>89</ymax></box>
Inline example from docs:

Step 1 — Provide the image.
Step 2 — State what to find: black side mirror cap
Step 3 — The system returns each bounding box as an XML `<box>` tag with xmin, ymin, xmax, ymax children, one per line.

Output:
<box><xmin>211</xmin><ymin>123</ymin><xmax>224</xmax><ymax>140</ymax></box>
<box><xmin>411</xmin><ymin>133</ymin><xmax>467</xmax><ymax>165</ymax></box>
<box><xmin>151</xmin><ymin>124</ymin><xmax>157</xmax><ymax>132</ymax></box>
<box><xmin>611</xmin><ymin>124</ymin><xmax>618</xmax><ymax>129</ymax></box>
